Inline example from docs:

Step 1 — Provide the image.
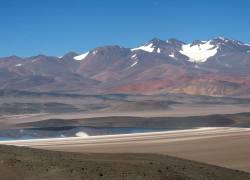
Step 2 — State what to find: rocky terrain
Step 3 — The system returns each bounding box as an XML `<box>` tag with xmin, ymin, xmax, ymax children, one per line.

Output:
<box><xmin>1</xmin><ymin>37</ymin><xmax>250</xmax><ymax>97</ymax></box>
<box><xmin>0</xmin><ymin>145</ymin><xmax>250</xmax><ymax>180</ymax></box>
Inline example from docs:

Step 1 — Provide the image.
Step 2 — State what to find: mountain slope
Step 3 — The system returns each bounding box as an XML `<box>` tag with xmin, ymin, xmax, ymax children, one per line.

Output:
<box><xmin>1</xmin><ymin>37</ymin><xmax>250</xmax><ymax>97</ymax></box>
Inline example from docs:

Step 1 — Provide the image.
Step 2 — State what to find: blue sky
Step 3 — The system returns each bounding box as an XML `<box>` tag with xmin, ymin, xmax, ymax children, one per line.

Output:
<box><xmin>0</xmin><ymin>0</ymin><xmax>249</xmax><ymax>57</ymax></box>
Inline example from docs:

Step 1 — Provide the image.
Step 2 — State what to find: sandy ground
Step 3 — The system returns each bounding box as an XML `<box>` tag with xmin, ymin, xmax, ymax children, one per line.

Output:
<box><xmin>2</xmin><ymin>127</ymin><xmax>250</xmax><ymax>172</ymax></box>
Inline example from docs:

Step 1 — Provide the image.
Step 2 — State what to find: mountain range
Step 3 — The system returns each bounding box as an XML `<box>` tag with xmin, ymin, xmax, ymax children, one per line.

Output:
<box><xmin>1</xmin><ymin>37</ymin><xmax>250</xmax><ymax>97</ymax></box>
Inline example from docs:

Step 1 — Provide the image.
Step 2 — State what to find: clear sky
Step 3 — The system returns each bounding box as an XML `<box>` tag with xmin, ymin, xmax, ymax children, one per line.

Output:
<box><xmin>0</xmin><ymin>0</ymin><xmax>250</xmax><ymax>57</ymax></box>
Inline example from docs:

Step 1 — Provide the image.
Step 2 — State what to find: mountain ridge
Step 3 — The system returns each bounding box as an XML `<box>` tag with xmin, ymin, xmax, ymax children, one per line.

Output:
<box><xmin>1</xmin><ymin>37</ymin><xmax>250</xmax><ymax>97</ymax></box>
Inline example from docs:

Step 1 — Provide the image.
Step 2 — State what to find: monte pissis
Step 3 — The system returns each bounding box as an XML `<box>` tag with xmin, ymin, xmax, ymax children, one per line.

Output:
<box><xmin>1</xmin><ymin>37</ymin><xmax>250</xmax><ymax>97</ymax></box>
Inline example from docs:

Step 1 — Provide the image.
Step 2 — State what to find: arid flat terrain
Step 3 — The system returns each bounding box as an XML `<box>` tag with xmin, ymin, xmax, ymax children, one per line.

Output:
<box><xmin>2</xmin><ymin>127</ymin><xmax>250</xmax><ymax>173</ymax></box>
<box><xmin>1</xmin><ymin>92</ymin><xmax>250</xmax><ymax>178</ymax></box>
<box><xmin>1</xmin><ymin>104</ymin><xmax>250</xmax><ymax>129</ymax></box>
<box><xmin>0</xmin><ymin>145</ymin><xmax>250</xmax><ymax>180</ymax></box>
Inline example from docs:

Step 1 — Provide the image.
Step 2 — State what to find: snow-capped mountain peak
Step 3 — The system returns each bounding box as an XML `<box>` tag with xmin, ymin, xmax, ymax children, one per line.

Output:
<box><xmin>131</xmin><ymin>38</ymin><xmax>167</xmax><ymax>53</ymax></box>
<box><xmin>166</xmin><ymin>38</ymin><xmax>185</xmax><ymax>47</ymax></box>
<box><xmin>1</xmin><ymin>37</ymin><xmax>250</xmax><ymax>97</ymax></box>
<box><xmin>211</xmin><ymin>37</ymin><xmax>248</xmax><ymax>47</ymax></box>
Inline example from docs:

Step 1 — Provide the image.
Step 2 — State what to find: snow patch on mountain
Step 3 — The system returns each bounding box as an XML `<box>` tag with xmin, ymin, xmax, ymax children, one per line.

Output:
<box><xmin>217</xmin><ymin>37</ymin><xmax>226</xmax><ymax>41</ymax></box>
<box><xmin>132</xmin><ymin>43</ymin><xmax>155</xmax><ymax>53</ymax></box>
<box><xmin>131</xmin><ymin>54</ymin><xmax>137</xmax><ymax>59</ymax></box>
<box><xmin>169</xmin><ymin>52</ymin><xmax>175</xmax><ymax>58</ymax></box>
<box><xmin>74</xmin><ymin>52</ymin><xmax>89</xmax><ymax>60</ymax></box>
<box><xmin>92</xmin><ymin>50</ymin><xmax>98</xmax><ymax>55</ymax></box>
<box><xmin>180</xmin><ymin>41</ymin><xmax>218</xmax><ymax>63</ymax></box>
<box><xmin>132</xmin><ymin>41</ymin><xmax>163</xmax><ymax>53</ymax></box>
<box><xmin>130</xmin><ymin>61</ymin><xmax>138</xmax><ymax>67</ymax></box>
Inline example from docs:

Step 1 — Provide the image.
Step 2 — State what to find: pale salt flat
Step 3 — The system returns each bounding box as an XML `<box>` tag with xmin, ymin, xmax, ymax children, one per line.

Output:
<box><xmin>15</xmin><ymin>64</ymin><xmax>22</xmax><ymax>67</ymax></box>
